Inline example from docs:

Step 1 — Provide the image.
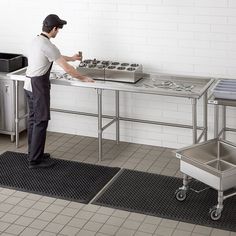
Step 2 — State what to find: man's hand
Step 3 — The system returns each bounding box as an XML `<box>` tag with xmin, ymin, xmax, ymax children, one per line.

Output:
<box><xmin>80</xmin><ymin>76</ymin><xmax>95</xmax><ymax>82</ymax></box>
<box><xmin>56</xmin><ymin>56</ymin><xmax>94</xmax><ymax>82</ymax></box>
<box><xmin>71</xmin><ymin>53</ymin><xmax>82</xmax><ymax>62</ymax></box>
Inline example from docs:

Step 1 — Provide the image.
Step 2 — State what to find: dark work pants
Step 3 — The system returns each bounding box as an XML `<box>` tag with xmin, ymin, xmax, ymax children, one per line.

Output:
<box><xmin>25</xmin><ymin>90</ymin><xmax>48</xmax><ymax>163</ymax></box>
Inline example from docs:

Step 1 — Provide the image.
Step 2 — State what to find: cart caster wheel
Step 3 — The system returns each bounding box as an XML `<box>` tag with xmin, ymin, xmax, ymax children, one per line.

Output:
<box><xmin>210</xmin><ymin>207</ymin><xmax>222</xmax><ymax>221</ymax></box>
<box><xmin>175</xmin><ymin>189</ymin><xmax>187</xmax><ymax>201</ymax></box>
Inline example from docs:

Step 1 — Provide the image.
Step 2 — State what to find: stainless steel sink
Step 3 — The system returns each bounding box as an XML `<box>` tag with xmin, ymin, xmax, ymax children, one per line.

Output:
<box><xmin>176</xmin><ymin>138</ymin><xmax>236</xmax><ymax>190</ymax></box>
<box><xmin>175</xmin><ymin>138</ymin><xmax>236</xmax><ymax>220</ymax></box>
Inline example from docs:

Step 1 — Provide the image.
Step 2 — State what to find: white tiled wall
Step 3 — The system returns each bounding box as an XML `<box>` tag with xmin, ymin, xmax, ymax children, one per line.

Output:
<box><xmin>1</xmin><ymin>0</ymin><xmax>236</xmax><ymax>148</ymax></box>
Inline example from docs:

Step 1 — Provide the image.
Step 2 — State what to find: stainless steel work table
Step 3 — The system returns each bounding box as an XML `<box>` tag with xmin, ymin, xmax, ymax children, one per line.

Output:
<box><xmin>9</xmin><ymin>68</ymin><xmax>214</xmax><ymax>161</ymax></box>
<box><xmin>208</xmin><ymin>95</ymin><xmax>236</xmax><ymax>139</ymax></box>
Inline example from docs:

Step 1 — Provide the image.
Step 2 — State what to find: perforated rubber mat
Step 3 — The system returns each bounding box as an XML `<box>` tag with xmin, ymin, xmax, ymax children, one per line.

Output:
<box><xmin>0</xmin><ymin>151</ymin><xmax>120</xmax><ymax>203</ymax></box>
<box><xmin>93</xmin><ymin>169</ymin><xmax>236</xmax><ymax>232</ymax></box>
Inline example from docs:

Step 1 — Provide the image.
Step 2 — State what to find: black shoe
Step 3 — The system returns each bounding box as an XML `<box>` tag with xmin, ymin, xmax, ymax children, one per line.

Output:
<box><xmin>27</xmin><ymin>153</ymin><xmax>51</xmax><ymax>161</ymax></box>
<box><xmin>29</xmin><ymin>159</ymin><xmax>55</xmax><ymax>169</ymax></box>
<box><xmin>43</xmin><ymin>153</ymin><xmax>51</xmax><ymax>159</ymax></box>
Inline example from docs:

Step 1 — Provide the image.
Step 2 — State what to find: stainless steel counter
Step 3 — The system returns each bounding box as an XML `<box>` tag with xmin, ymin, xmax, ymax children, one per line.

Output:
<box><xmin>51</xmin><ymin>72</ymin><xmax>211</xmax><ymax>98</ymax></box>
<box><xmin>208</xmin><ymin>94</ymin><xmax>236</xmax><ymax>139</ymax></box>
<box><xmin>9</xmin><ymin>67</ymin><xmax>214</xmax><ymax>161</ymax></box>
<box><xmin>0</xmin><ymin>71</ymin><xmax>27</xmax><ymax>140</ymax></box>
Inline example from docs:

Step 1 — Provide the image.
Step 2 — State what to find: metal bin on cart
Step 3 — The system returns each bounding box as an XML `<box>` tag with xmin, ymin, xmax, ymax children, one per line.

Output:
<box><xmin>175</xmin><ymin>138</ymin><xmax>236</xmax><ymax>220</ymax></box>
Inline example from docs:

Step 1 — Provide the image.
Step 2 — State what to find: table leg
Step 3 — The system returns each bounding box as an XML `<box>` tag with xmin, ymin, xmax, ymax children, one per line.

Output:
<box><xmin>115</xmin><ymin>90</ymin><xmax>120</xmax><ymax>144</ymax></box>
<box><xmin>97</xmin><ymin>89</ymin><xmax>103</xmax><ymax>162</ymax></box>
<box><xmin>222</xmin><ymin>105</ymin><xmax>226</xmax><ymax>139</ymax></box>
<box><xmin>15</xmin><ymin>80</ymin><xmax>19</xmax><ymax>148</ymax></box>
<box><xmin>192</xmin><ymin>98</ymin><xmax>197</xmax><ymax>144</ymax></box>
<box><xmin>214</xmin><ymin>105</ymin><xmax>219</xmax><ymax>138</ymax></box>
<box><xmin>203</xmin><ymin>92</ymin><xmax>207</xmax><ymax>141</ymax></box>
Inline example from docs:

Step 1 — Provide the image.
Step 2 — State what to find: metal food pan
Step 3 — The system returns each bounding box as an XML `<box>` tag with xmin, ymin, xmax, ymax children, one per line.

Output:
<box><xmin>213</xmin><ymin>89</ymin><xmax>236</xmax><ymax>100</ymax></box>
<box><xmin>176</xmin><ymin>139</ymin><xmax>236</xmax><ymax>191</ymax></box>
<box><xmin>212</xmin><ymin>79</ymin><xmax>236</xmax><ymax>99</ymax></box>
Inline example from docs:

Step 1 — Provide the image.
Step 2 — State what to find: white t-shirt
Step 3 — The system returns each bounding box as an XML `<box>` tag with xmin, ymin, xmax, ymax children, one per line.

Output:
<box><xmin>24</xmin><ymin>34</ymin><xmax>61</xmax><ymax>92</ymax></box>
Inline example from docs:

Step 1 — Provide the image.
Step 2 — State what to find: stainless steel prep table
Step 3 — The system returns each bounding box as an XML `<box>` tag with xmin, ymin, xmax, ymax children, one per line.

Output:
<box><xmin>9</xmin><ymin>68</ymin><xmax>214</xmax><ymax>161</ymax></box>
<box><xmin>208</xmin><ymin>94</ymin><xmax>236</xmax><ymax>139</ymax></box>
<box><xmin>0</xmin><ymin>72</ymin><xmax>27</xmax><ymax>140</ymax></box>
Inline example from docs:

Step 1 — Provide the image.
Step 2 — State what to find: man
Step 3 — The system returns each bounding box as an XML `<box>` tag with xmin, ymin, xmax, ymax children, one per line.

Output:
<box><xmin>24</xmin><ymin>14</ymin><xmax>94</xmax><ymax>169</ymax></box>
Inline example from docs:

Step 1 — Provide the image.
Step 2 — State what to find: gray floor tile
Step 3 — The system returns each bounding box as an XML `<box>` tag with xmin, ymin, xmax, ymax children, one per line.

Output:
<box><xmin>9</xmin><ymin>206</ymin><xmax>28</xmax><ymax>216</ymax></box>
<box><xmin>0</xmin><ymin>221</ymin><xmax>11</xmax><ymax>232</ymax></box>
<box><xmin>23</xmin><ymin>208</ymin><xmax>42</xmax><ymax>218</ymax></box>
<box><xmin>44</xmin><ymin>222</ymin><xmax>64</xmax><ymax>233</ymax></box>
<box><xmin>135</xmin><ymin>231</ymin><xmax>153</xmax><ymax>236</ymax></box>
<box><xmin>39</xmin><ymin>196</ymin><xmax>56</xmax><ymax>204</ymax></box>
<box><xmin>59</xmin><ymin>225</ymin><xmax>80</xmax><ymax>235</ymax></box>
<box><xmin>5</xmin><ymin>224</ymin><xmax>25</xmax><ymax>235</ymax></box>
<box><xmin>143</xmin><ymin>216</ymin><xmax>162</xmax><ymax>225</ymax></box>
<box><xmin>38</xmin><ymin>231</ymin><xmax>57</xmax><ymax>236</ymax></box>
<box><xmin>76</xmin><ymin>229</ymin><xmax>96</xmax><ymax>236</ymax></box>
<box><xmin>123</xmin><ymin>220</ymin><xmax>142</xmax><ymax>230</ymax></box>
<box><xmin>83</xmin><ymin>221</ymin><xmax>103</xmax><ymax>232</ymax></box>
<box><xmin>0</xmin><ymin>212</ymin><xmax>5</xmax><ymax>218</ymax></box>
<box><xmin>96</xmin><ymin>233</ymin><xmax>111</xmax><ymax>236</ymax></box>
<box><xmin>177</xmin><ymin>222</ymin><xmax>195</xmax><ymax>232</ymax></box>
<box><xmin>82</xmin><ymin>204</ymin><xmax>100</xmax><ymax>213</ymax></box>
<box><xmin>67</xmin><ymin>218</ymin><xmax>87</xmax><ymax>228</ymax></box>
<box><xmin>112</xmin><ymin>210</ymin><xmax>130</xmax><ymax>219</ymax></box>
<box><xmin>96</xmin><ymin>207</ymin><xmax>115</xmax><ymax>216</ymax></box>
<box><xmin>1</xmin><ymin>189</ymin><xmax>16</xmax><ymax>196</ymax></box>
<box><xmin>0</xmin><ymin>203</ymin><xmax>14</xmax><ymax>212</ymax></box>
<box><xmin>18</xmin><ymin>199</ymin><xmax>36</xmax><ymax>208</ymax></box>
<box><xmin>116</xmin><ymin>227</ymin><xmax>136</xmax><ymax>236</ymax></box>
<box><xmin>138</xmin><ymin>222</ymin><xmax>158</xmax><ymax>234</ymax></box>
<box><xmin>45</xmin><ymin>204</ymin><xmax>64</xmax><ymax>214</ymax></box>
<box><xmin>53</xmin><ymin>214</ymin><xmax>72</xmax><ymax>225</ymax></box>
<box><xmin>1</xmin><ymin>233</ymin><xmax>18</xmax><ymax>236</ymax></box>
<box><xmin>90</xmin><ymin>213</ymin><xmax>110</xmax><ymax>223</ymax></box>
<box><xmin>38</xmin><ymin>212</ymin><xmax>57</xmax><ymax>222</ymax></box>
<box><xmin>128</xmin><ymin>213</ymin><xmax>146</xmax><ymax>222</ymax></box>
<box><xmin>25</xmin><ymin>193</ymin><xmax>42</xmax><ymax>201</ymax></box>
<box><xmin>60</xmin><ymin>207</ymin><xmax>79</xmax><ymax>217</ymax></box>
<box><xmin>106</xmin><ymin>216</ymin><xmax>125</xmax><ymax>227</ymax></box>
<box><xmin>154</xmin><ymin>226</ymin><xmax>175</xmax><ymax>236</ymax></box>
<box><xmin>193</xmin><ymin>225</ymin><xmax>212</xmax><ymax>235</ymax></box>
<box><xmin>172</xmin><ymin>229</ymin><xmax>192</xmax><ymax>236</ymax></box>
<box><xmin>53</xmin><ymin>199</ymin><xmax>70</xmax><ymax>207</ymax></box>
<box><xmin>1</xmin><ymin>213</ymin><xmax>19</xmax><ymax>223</ymax></box>
<box><xmin>30</xmin><ymin>219</ymin><xmax>49</xmax><ymax>230</ymax></box>
<box><xmin>14</xmin><ymin>216</ymin><xmax>34</xmax><ymax>226</ymax></box>
<box><xmin>99</xmin><ymin>224</ymin><xmax>119</xmax><ymax>235</ymax></box>
<box><xmin>159</xmin><ymin>219</ymin><xmax>178</xmax><ymax>228</ymax></box>
<box><xmin>75</xmin><ymin>210</ymin><xmax>94</xmax><ymax>220</ymax></box>
<box><xmin>32</xmin><ymin>201</ymin><xmax>51</xmax><ymax>211</ymax></box>
<box><xmin>4</xmin><ymin>196</ymin><xmax>22</xmax><ymax>205</ymax></box>
<box><xmin>210</xmin><ymin>228</ymin><xmax>231</xmax><ymax>236</ymax></box>
<box><xmin>19</xmin><ymin>227</ymin><xmax>41</xmax><ymax>236</ymax></box>
<box><xmin>0</xmin><ymin>194</ymin><xmax>8</xmax><ymax>202</ymax></box>
<box><xmin>67</xmin><ymin>202</ymin><xmax>84</xmax><ymax>210</ymax></box>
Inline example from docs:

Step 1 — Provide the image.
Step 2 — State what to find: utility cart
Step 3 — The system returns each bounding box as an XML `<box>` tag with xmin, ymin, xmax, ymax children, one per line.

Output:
<box><xmin>175</xmin><ymin>138</ymin><xmax>236</xmax><ymax>220</ymax></box>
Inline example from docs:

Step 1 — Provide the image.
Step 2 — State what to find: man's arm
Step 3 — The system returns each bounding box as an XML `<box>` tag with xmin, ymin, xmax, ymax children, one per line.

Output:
<box><xmin>56</xmin><ymin>56</ymin><xmax>94</xmax><ymax>82</ymax></box>
<box><xmin>62</xmin><ymin>53</ymin><xmax>81</xmax><ymax>62</ymax></box>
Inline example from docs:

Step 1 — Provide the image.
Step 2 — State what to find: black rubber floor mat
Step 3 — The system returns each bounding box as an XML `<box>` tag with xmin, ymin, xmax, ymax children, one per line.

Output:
<box><xmin>0</xmin><ymin>151</ymin><xmax>120</xmax><ymax>203</ymax></box>
<box><xmin>93</xmin><ymin>169</ymin><xmax>236</xmax><ymax>232</ymax></box>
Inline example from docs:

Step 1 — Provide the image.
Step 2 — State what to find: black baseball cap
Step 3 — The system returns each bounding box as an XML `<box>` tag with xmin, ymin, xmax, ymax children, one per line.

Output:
<box><xmin>43</xmin><ymin>14</ymin><xmax>67</xmax><ymax>28</ymax></box>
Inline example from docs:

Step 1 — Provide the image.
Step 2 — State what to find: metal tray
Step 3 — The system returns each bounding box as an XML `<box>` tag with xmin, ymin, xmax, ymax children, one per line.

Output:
<box><xmin>212</xmin><ymin>79</ymin><xmax>236</xmax><ymax>100</ymax></box>
<box><xmin>176</xmin><ymin>138</ymin><xmax>236</xmax><ymax>191</ymax></box>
